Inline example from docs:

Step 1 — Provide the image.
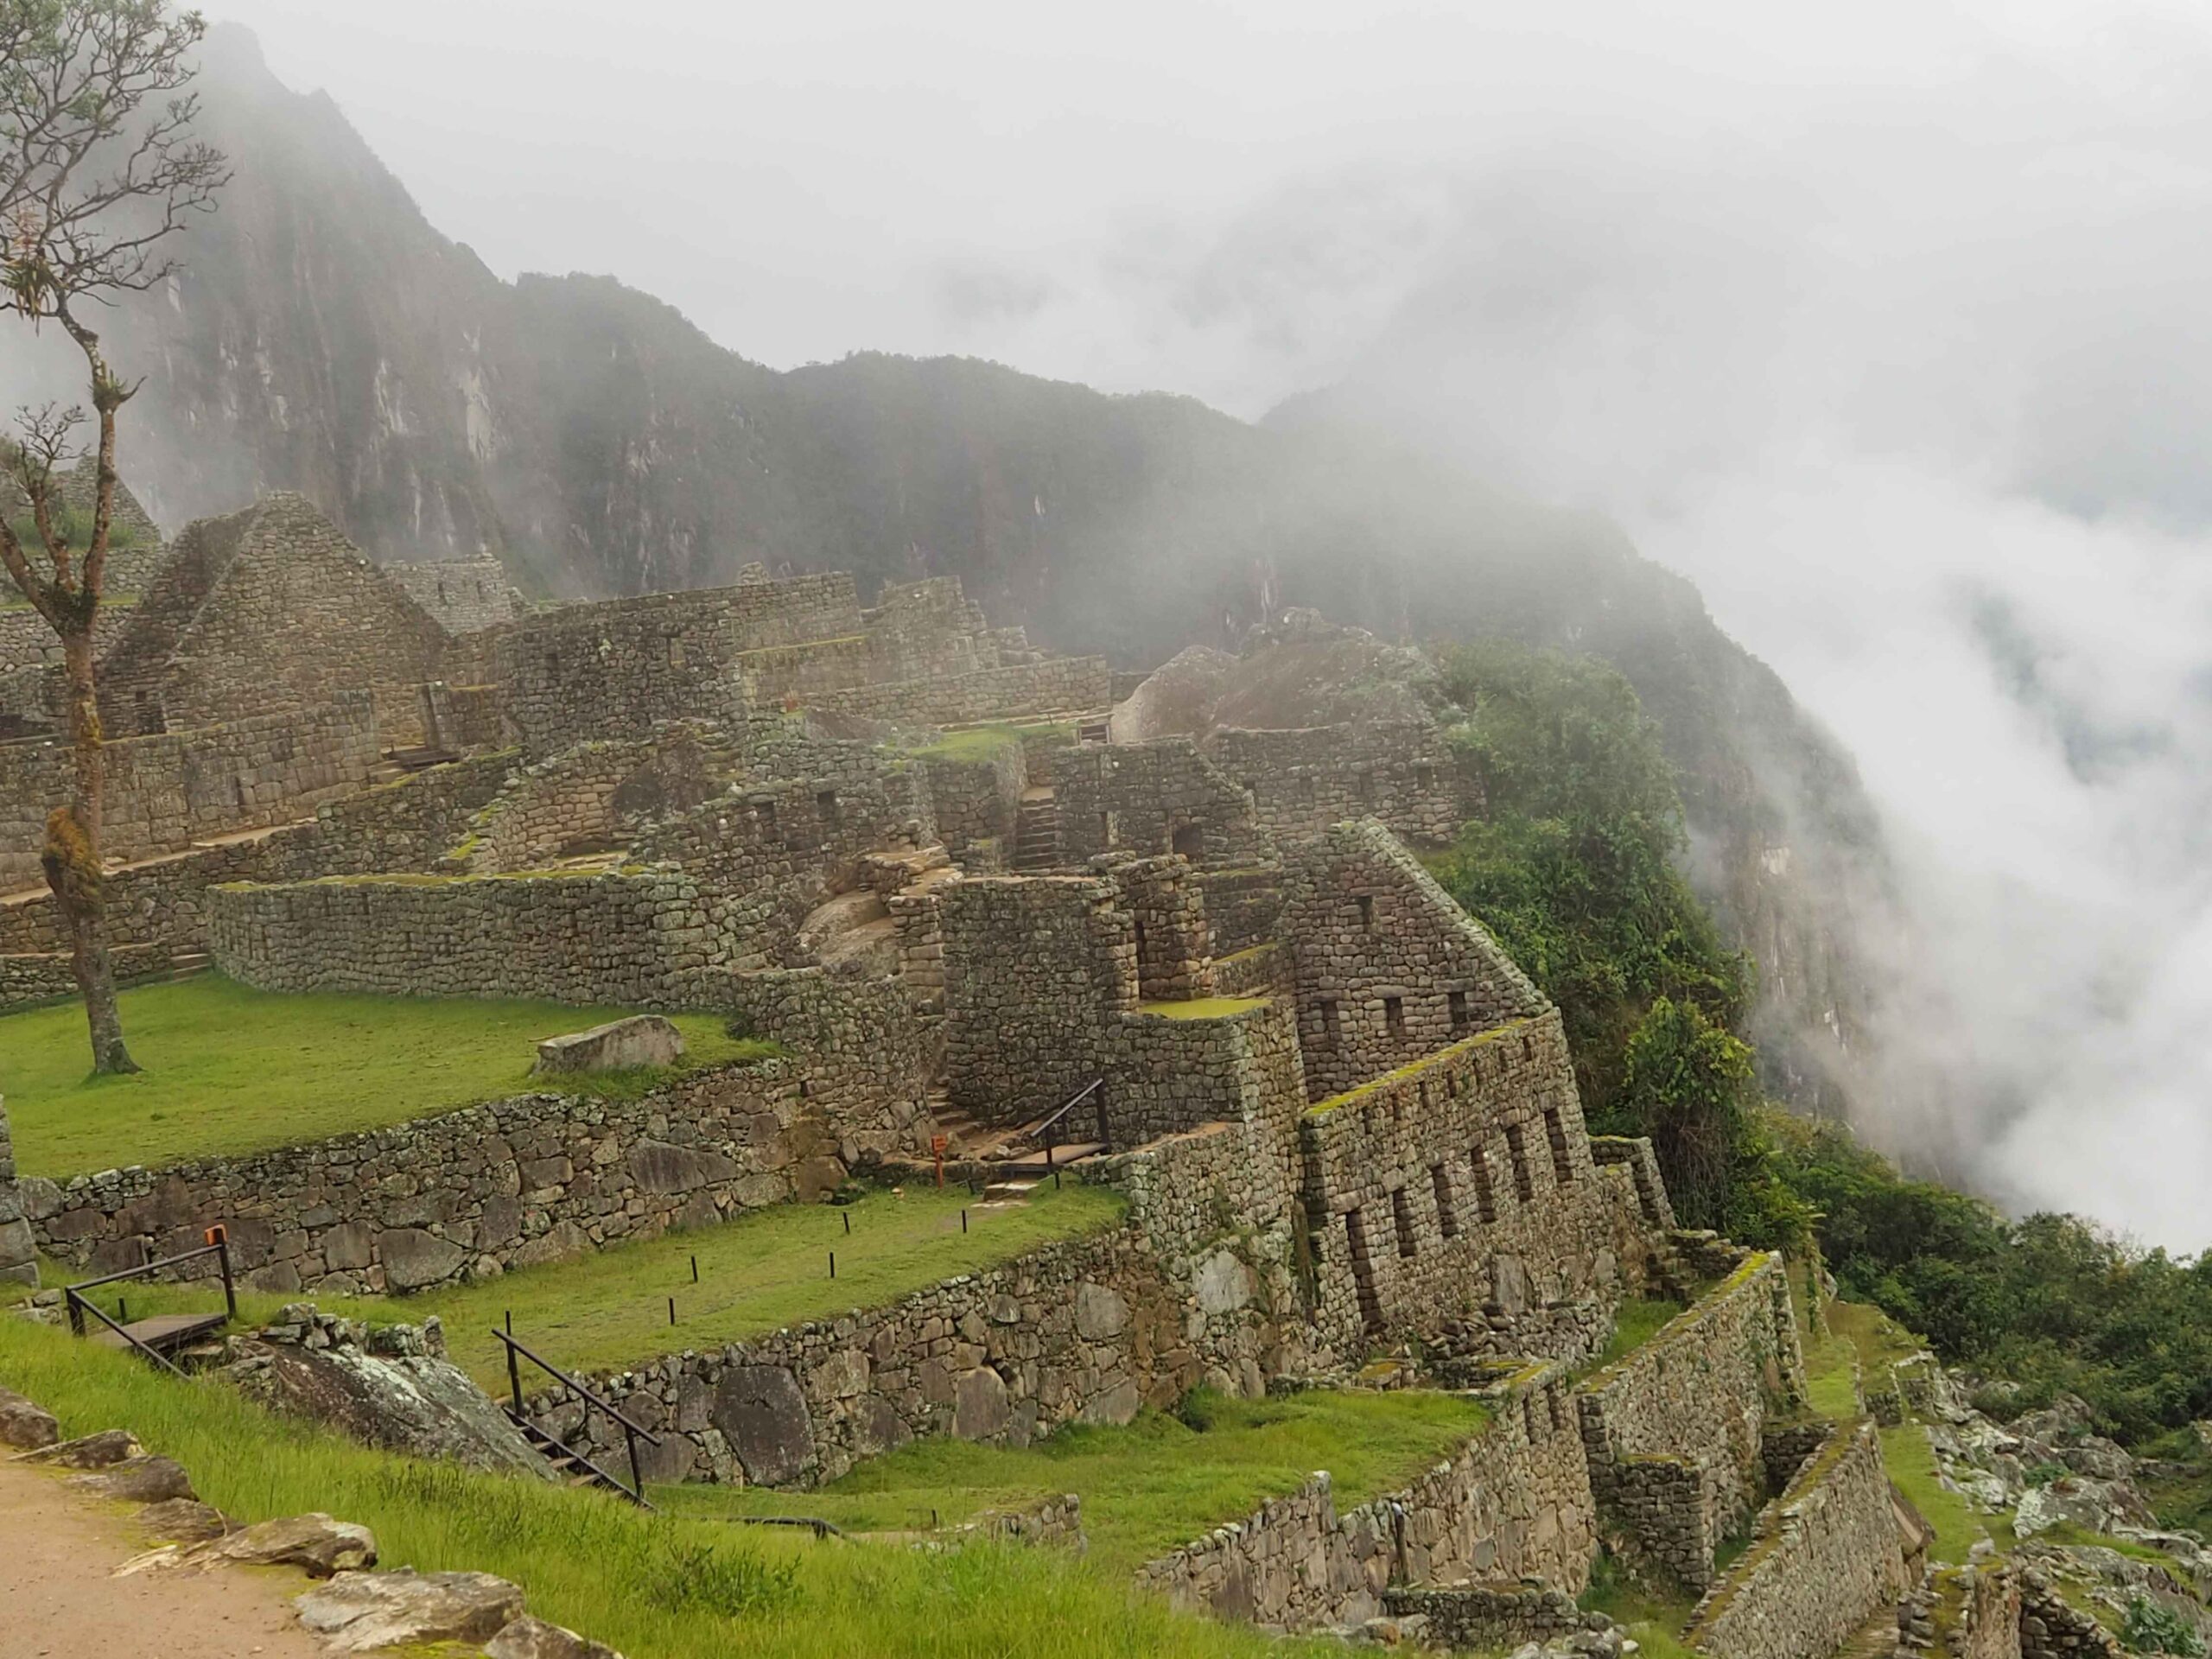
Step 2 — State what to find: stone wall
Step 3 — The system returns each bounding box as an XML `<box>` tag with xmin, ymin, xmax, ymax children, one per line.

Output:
<box><xmin>1053</xmin><ymin>739</ymin><xmax>1272</xmax><ymax>868</ymax></box>
<box><xmin>1902</xmin><ymin>1566</ymin><xmax>2024</xmax><ymax>1659</ymax></box>
<box><xmin>922</xmin><ymin>741</ymin><xmax>1026</xmax><ymax>870</ymax></box>
<box><xmin>0</xmin><ymin>754</ymin><xmax>512</xmax><ymax>969</ymax></box>
<box><xmin>1136</xmin><ymin>1364</ymin><xmax>1597</xmax><ymax>1632</ymax></box>
<box><xmin>2018</xmin><ymin>1571</ymin><xmax>2126</xmax><ymax>1659</ymax></box>
<box><xmin>806</xmin><ymin>656</ymin><xmax>1111</xmax><ymax>727</ymax></box>
<box><xmin>712</xmin><ymin>968</ymin><xmax>931</xmax><ymax>1168</ymax></box>
<box><xmin>1683</xmin><ymin>1421</ymin><xmax>1908</xmax><ymax>1659</ymax></box>
<box><xmin>1577</xmin><ymin>1252</ymin><xmax>1808</xmax><ymax>1589</ymax></box>
<box><xmin>0</xmin><ymin>695</ymin><xmax>383</xmax><ymax>889</ymax></box>
<box><xmin>1282</xmin><ymin>820</ymin><xmax>1548</xmax><ymax>1103</ymax></box>
<box><xmin>23</xmin><ymin>1058</ymin><xmax>864</xmax><ymax>1292</ymax></box>
<box><xmin>1298</xmin><ymin>1010</ymin><xmax>1634</xmax><ymax>1362</ymax></box>
<box><xmin>207</xmin><ymin>869</ymin><xmax>715</xmax><ymax>1007</ymax></box>
<box><xmin>1381</xmin><ymin>1585</ymin><xmax>1614</xmax><ymax>1652</ymax></box>
<box><xmin>0</xmin><ymin>1101</ymin><xmax>36</xmax><ymax>1288</ymax></box>
<box><xmin>1207</xmin><ymin>721</ymin><xmax>1471</xmax><ymax>849</ymax></box>
<box><xmin>1195</xmin><ymin>868</ymin><xmax>1286</xmax><ymax>956</ymax></box>
<box><xmin>863</xmin><ymin>579</ymin><xmax>1001</xmax><ymax>683</ymax></box>
<box><xmin>940</xmin><ymin>875</ymin><xmax>1137</xmax><ymax>1122</ymax></box>
<box><xmin>544</xmin><ymin>1218</ymin><xmax>1289</xmax><ymax>1490</ymax></box>
<box><xmin>453</xmin><ymin>727</ymin><xmax>735</xmax><ymax>873</ymax></box>
<box><xmin>378</xmin><ymin>556</ymin><xmax>528</xmax><ymax>634</ymax></box>
<box><xmin>100</xmin><ymin>493</ymin><xmax>452</xmax><ymax>734</ymax></box>
<box><xmin>0</xmin><ymin>608</ymin><xmax>62</xmax><ymax>675</ymax></box>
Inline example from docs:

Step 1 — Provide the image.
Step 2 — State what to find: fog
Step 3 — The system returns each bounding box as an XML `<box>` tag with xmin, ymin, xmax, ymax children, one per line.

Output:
<box><xmin>212</xmin><ymin>0</ymin><xmax>2212</xmax><ymax>1246</ymax></box>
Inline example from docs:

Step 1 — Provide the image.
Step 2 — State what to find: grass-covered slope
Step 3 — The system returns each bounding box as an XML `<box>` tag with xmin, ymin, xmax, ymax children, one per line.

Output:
<box><xmin>662</xmin><ymin>1388</ymin><xmax>1490</xmax><ymax>1577</ymax></box>
<box><xmin>409</xmin><ymin>1182</ymin><xmax>1125</xmax><ymax>1390</ymax></box>
<box><xmin>0</xmin><ymin>1312</ymin><xmax>1332</xmax><ymax>1659</ymax></box>
<box><xmin>1</xmin><ymin>975</ymin><xmax>765</xmax><ymax>1177</ymax></box>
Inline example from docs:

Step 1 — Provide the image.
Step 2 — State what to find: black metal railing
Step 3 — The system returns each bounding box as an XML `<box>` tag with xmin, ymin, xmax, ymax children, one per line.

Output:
<box><xmin>1027</xmin><ymin>1077</ymin><xmax>1107</xmax><ymax>1167</ymax></box>
<box><xmin>63</xmin><ymin>1232</ymin><xmax>237</xmax><ymax>1376</ymax></box>
<box><xmin>493</xmin><ymin>1321</ymin><xmax>662</xmax><ymax>1507</ymax></box>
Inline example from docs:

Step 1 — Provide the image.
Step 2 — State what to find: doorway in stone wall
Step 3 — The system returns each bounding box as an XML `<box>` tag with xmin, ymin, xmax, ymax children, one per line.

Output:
<box><xmin>1343</xmin><ymin>1207</ymin><xmax>1385</xmax><ymax>1333</ymax></box>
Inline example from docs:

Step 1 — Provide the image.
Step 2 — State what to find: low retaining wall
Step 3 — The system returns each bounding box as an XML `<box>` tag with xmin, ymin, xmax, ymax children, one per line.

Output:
<box><xmin>807</xmin><ymin>657</ymin><xmax>1111</xmax><ymax>726</ymax></box>
<box><xmin>1381</xmin><ymin>1584</ymin><xmax>1612</xmax><ymax>1652</ymax></box>
<box><xmin>1576</xmin><ymin>1251</ymin><xmax>1807</xmax><ymax>1589</ymax></box>
<box><xmin>1684</xmin><ymin>1421</ymin><xmax>1907</xmax><ymax>1659</ymax></box>
<box><xmin>207</xmin><ymin>870</ymin><xmax>721</xmax><ymax>1007</ymax></box>
<box><xmin>0</xmin><ymin>695</ymin><xmax>381</xmax><ymax>888</ymax></box>
<box><xmin>543</xmin><ymin>1218</ymin><xmax>1291</xmax><ymax>1490</ymax></box>
<box><xmin>24</xmin><ymin>1058</ymin><xmax>863</xmax><ymax>1294</ymax></box>
<box><xmin>1136</xmin><ymin>1364</ymin><xmax>1597</xmax><ymax>1632</ymax></box>
<box><xmin>1902</xmin><ymin>1565</ymin><xmax>2024</xmax><ymax>1659</ymax></box>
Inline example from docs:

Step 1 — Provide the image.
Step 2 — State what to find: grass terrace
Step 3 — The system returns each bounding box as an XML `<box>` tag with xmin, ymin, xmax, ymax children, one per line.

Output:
<box><xmin>905</xmin><ymin>720</ymin><xmax>1075</xmax><ymax>763</ymax></box>
<box><xmin>411</xmin><ymin>1180</ymin><xmax>1127</xmax><ymax>1391</ymax></box>
<box><xmin>1134</xmin><ymin>996</ymin><xmax>1267</xmax><ymax>1020</ymax></box>
<box><xmin>1</xmin><ymin>975</ymin><xmax>770</xmax><ymax>1177</ymax></box>
<box><xmin>660</xmin><ymin>1386</ymin><xmax>1492</xmax><ymax>1577</ymax></box>
<box><xmin>1305</xmin><ymin>1015</ymin><xmax>1541</xmax><ymax>1116</ymax></box>
<box><xmin>0</xmin><ymin>1311</ymin><xmax>1334</xmax><ymax>1659</ymax></box>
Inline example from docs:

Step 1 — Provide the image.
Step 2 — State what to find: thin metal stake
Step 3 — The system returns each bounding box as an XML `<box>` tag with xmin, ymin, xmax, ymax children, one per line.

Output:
<box><xmin>829</xmin><ymin>1250</ymin><xmax>836</xmax><ymax>1280</ymax></box>
<box><xmin>842</xmin><ymin>1211</ymin><xmax>851</xmax><ymax>1236</ymax></box>
<box><xmin>962</xmin><ymin>1209</ymin><xmax>969</xmax><ymax>1234</ymax></box>
<box><xmin>690</xmin><ymin>1255</ymin><xmax>699</xmax><ymax>1283</ymax></box>
<box><xmin>669</xmin><ymin>1297</ymin><xmax>677</xmax><ymax>1325</ymax></box>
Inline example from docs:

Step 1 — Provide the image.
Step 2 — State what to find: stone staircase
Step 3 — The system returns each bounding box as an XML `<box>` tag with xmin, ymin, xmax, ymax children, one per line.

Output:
<box><xmin>1013</xmin><ymin>789</ymin><xmax>1059</xmax><ymax>872</ymax></box>
<box><xmin>923</xmin><ymin>1088</ymin><xmax>1108</xmax><ymax>1203</ymax></box>
<box><xmin>503</xmin><ymin>1410</ymin><xmax>652</xmax><ymax>1503</ymax></box>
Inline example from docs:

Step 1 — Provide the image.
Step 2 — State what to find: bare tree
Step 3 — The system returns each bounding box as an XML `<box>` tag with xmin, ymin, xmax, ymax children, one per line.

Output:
<box><xmin>1</xmin><ymin>1</ymin><xmax>227</xmax><ymax>1073</ymax></box>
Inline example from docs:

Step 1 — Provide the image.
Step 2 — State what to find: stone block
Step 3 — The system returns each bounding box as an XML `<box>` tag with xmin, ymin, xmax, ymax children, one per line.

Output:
<box><xmin>532</xmin><ymin>1015</ymin><xmax>685</xmax><ymax>1076</ymax></box>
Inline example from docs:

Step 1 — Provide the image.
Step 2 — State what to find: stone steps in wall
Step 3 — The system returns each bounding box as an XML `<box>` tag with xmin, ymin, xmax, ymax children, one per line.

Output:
<box><xmin>1012</xmin><ymin>790</ymin><xmax>1060</xmax><ymax>872</ymax></box>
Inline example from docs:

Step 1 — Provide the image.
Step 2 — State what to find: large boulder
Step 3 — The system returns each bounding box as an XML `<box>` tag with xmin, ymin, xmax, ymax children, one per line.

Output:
<box><xmin>533</xmin><ymin>1016</ymin><xmax>684</xmax><ymax>1076</ymax></box>
<box><xmin>22</xmin><ymin>1427</ymin><xmax>142</xmax><ymax>1467</ymax></box>
<box><xmin>68</xmin><ymin>1456</ymin><xmax>195</xmax><ymax>1503</ymax></box>
<box><xmin>377</xmin><ymin>1228</ymin><xmax>467</xmax><ymax>1292</ymax></box>
<box><xmin>222</xmin><ymin>1315</ymin><xmax>551</xmax><ymax>1479</ymax></box>
<box><xmin>0</xmin><ymin>1384</ymin><xmax>58</xmax><ymax>1450</ymax></box>
<box><xmin>486</xmin><ymin>1613</ymin><xmax>626</xmax><ymax>1659</ymax></box>
<box><xmin>295</xmin><ymin>1568</ymin><xmax>525</xmax><ymax>1654</ymax></box>
<box><xmin>711</xmin><ymin>1365</ymin><xmax>814</xmax><ymax>1486</ymax></box>
<box><xmin>192</xmin><ymin>1513</ymin><xmax>378</xmax><ymax>1577</ymax></box>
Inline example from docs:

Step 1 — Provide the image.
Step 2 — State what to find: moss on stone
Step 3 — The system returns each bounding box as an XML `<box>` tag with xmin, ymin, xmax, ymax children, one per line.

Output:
<box><xmin>1135</xmin><ymin>996</ymin><xmax>1268</xmax><ymax>1020</ymax></box>
<box><xmin>1304</xmin><ymin>1017</ymin><xmax>1540</xmax><ymax>1116</ymax></box>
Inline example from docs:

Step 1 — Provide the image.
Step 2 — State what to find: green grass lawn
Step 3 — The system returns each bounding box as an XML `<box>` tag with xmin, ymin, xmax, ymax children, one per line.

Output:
<box><xmin>1821</xmin><ymin>1300</ymin><xmax>1991</xmax><ymax>1563</ymax></box>
<box><xmin>413</xmin><ymin>1181</ymin><xmax>1127</xmax><ymax>1392</ymax></box>
<box><xmin>0</xmin><ymin>1313</ymin><xmax>1335</xmax><ymax>1659</ymax></box>
<box><xmin>1</xmin><ymin>975</ymin><xmax>767</xmax><ymax>1177</ymax></box>
<box><xmin>659</xmin><ymin>1387</ymin><xmax>1491</xmax><ymax>1576</ymax></box>
<box><xmin>1587</xmin><ymin>1297</ymin><xmax>1687</xmax><ymax>1374</ymax></box>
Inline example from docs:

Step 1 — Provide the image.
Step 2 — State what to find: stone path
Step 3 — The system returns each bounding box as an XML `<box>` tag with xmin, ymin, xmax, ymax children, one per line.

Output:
<box><xmin>0</xmin><ymin>1458</ymin><xmax>323</xmax><ymax>1659</ymax></box>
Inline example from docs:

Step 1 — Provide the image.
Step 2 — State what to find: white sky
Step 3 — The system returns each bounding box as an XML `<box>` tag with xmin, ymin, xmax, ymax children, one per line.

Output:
<box><xmin>207</xmin><ymin>0</ymin><xmax>2212</xmax><ymax>1248</ymax></box>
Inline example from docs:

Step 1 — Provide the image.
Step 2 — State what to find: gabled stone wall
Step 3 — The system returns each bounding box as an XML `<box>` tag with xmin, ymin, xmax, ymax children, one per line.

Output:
<box><xmin>378</xmin><ymin>556</ymin><xmax>528</xmax><ymax>634</ymax></box>
<box><xmin>1207</xmin><ymin>721</ymin><xmax>1471</xmax><ymax>849</ymax></box>
<box><xmin>1054</xmin><ymin>739</ymin><xmax>1272</xmax><ymax>868</ymax></box>
<box><xmin>1281</xmin><ymin>820</ymin><xmax>1548</xmax><ymax>1102</ymax></box>
<box><xmin>922</xmin><ymin>740</ymin><xmax>1027</xmax><ymax>870</ymax></box>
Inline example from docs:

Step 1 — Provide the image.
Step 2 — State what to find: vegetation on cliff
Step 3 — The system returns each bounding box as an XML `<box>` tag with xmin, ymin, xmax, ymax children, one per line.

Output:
<box><xmin>1432</xmin><ymin>638</ymin><xmax>2211</xmax><ymax>1444</ymax></box>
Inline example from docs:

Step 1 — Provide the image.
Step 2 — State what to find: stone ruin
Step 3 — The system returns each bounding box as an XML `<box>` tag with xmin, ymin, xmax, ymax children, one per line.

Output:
<box><xmin>0</xmin><ymin>486</ymin><xmax>1936</xmax><ymax>1659</ymax></box>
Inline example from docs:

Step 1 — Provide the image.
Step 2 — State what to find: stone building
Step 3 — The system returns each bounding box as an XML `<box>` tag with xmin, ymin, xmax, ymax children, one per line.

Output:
<box><xmin>96</xmin><ymin>492</ymin><xmax>456</xmax><ymax>736</ymax></box>
<box><xmin>378</xmin><ymin>556</ymin><xmax>529</xmax><ymax>635</ymax></box>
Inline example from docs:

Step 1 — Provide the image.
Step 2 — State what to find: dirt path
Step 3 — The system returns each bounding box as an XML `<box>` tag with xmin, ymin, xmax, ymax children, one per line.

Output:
<box><xmin>0</xmin><ymin>1459</ymin><xmax>324</xmax><ymax>1659</ymax></box>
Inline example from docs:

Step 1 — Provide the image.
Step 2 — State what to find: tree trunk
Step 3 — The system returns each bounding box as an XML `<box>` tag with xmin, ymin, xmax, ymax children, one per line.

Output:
<box><xmin>42</xmin><ymin>628</ymin><xmax>137</xmax><ymax>1074</ymax></box>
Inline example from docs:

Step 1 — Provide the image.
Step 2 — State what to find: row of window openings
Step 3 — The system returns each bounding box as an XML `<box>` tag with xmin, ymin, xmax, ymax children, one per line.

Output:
<box><xmin>1315</xmin><ymin>989</ymin><xmax>1473</xmax><ymax>1047</ymax></box>
<box><xmin>1363</xmin><ymin>1111</ymin><xmax>1580</xmax><ymax>1259</ymax></box>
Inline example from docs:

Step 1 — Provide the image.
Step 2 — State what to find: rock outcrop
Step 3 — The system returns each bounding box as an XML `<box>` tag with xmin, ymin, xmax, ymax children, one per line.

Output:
<box><xmin>219</xmin><ymin>1305</ymin><xmax>550</xmax><ymax>1479</ymax></box>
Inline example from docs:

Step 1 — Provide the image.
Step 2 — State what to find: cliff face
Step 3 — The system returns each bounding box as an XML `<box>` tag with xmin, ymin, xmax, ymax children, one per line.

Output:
<box><xmin>86</xmin><ymin>26</ymin><xmax>1903</xmax><ymax>1122</ymax></box>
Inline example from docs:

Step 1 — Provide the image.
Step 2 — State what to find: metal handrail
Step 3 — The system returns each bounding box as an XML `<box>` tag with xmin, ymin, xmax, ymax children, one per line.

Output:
<box><xmin>1027</xmin><ymin>1077</ymin><xmax>1107</xmax><ymax>1161</ymax></box>
<box><xmin>494</xmin><ymin>1325</ymin><xmax>661</xmax><ymax>1506</ymax></box>
<box><xmin>64</xmin><ymin>1233</ymin><xmax>236</xmax><ymax>1374</ymax></box>
<box><xmin>64</xmin><ymin>1292</ymin><xmax>188</xmax><ymax>1378</ymax></box>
